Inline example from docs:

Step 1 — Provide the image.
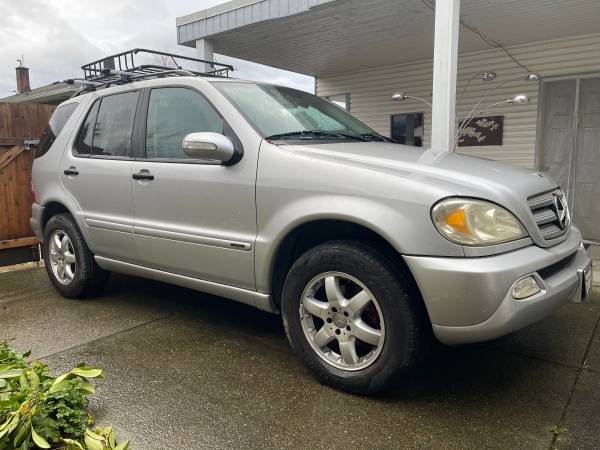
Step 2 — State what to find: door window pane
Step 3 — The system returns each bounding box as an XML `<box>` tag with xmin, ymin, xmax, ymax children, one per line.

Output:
<box><xmin>74</xmin><ymin>100</ymin><xmax>100</xmax><ymax>155</ymax></box>
<box><xmin>92</xmin><ymin>91</ymin><xmax>139</xmax><ymax>157</ymax></box>
<box><xmin>145</xmin><ymin>87</ymin><xmax>224</xmax><ymax>159</ymax></box>
<box><xmin>391</xmin><ymin>113</ymin><xmax>424</xmax><ymax>147</ymax></box>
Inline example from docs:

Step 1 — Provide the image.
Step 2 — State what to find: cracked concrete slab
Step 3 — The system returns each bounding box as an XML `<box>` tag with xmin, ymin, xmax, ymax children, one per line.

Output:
<box><xmin>556</xmin><ymin>370</ymin><xmax>600</xmax><ymax>449</ymax></box>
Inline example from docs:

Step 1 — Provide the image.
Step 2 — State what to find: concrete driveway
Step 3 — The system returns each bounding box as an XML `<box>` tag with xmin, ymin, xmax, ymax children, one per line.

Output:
<box><xmin>1</xmin><ymin>267</ymin><xmax>598</xmax><ymax>449</ymax></box>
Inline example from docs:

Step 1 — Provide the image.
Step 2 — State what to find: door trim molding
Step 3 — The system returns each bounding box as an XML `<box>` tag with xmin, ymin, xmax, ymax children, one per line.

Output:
<box><xmin>133</xmin><ymin>225</ymin><xmax>252</xmax><ymax>251</ymax></box>
<box><xmin>94</xmin><ymin>256</ymin><xmax>276</xmax><ymax>313</ymax></box>
<box><xmin>85</xmin><ymin>218</ymin><xmax>132</xmax><ymax>233</ymax></box>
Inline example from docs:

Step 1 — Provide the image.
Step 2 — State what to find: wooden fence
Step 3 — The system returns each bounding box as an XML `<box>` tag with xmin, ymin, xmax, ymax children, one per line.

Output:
<box><xmin>0</xmin><ymin>102</ymin><xmax>55</xmax><ymax>266</ymax></box>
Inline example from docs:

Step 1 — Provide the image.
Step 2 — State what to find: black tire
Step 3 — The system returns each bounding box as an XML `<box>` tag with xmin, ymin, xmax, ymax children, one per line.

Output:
<box><xmin>42</xmin><ymin>213</ymin><xmax>110</xmax><ymax>298</ymax></box>
<box><xmin>281</xmin><ymin>240</ymin><xmax>429</xmax><ymax>394</ymax></box>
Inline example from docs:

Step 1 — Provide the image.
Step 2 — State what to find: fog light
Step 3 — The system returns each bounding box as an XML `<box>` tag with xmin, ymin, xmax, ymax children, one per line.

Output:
<box><xmin>512</xmin><ymin>276</ymin><xmax>541</xmax><ymax>299</ymax></box>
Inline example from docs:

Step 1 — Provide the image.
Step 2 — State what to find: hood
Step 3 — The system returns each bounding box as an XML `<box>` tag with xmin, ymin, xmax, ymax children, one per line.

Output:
<box><xmin>283</xmin><ymin>141</ymin><xmax>564</xmax><ymax>248</ymax></box>
<box><xmin>284</xmin><ymin>141</ymin><xmax>557</xmax><ymax>201</ymax></box>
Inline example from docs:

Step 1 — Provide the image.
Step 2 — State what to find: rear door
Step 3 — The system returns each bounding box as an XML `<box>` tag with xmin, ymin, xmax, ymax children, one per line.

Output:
<box><xmin>131</xmin><ymin>86</ymin><xmax>257</xmax><ymax>289</ymax></box>
<box><xmin>60</xmin><ymin>90</ymin><xmax>140</xmax><ymax>262</ymax></box>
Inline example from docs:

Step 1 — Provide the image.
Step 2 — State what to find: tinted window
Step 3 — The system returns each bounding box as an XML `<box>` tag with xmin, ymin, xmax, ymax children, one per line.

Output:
<box><xmin>145</xmin><ymin>87</ymin><xmax>225</xmax><ymax>159</ymax></box>
<box><xmin>74</xmin><ymin>100</ymin><xmax>100</xmax><ymax>155</ymax></box>
<box><xmin>36</xmin><ymin>103</ymin><xmax>78</xmax><ymax>158</ymax></box>
<box><xmin>92</xmin><ymin>91</ymin><xmax>139</xmax><ymax>157</ymax></box>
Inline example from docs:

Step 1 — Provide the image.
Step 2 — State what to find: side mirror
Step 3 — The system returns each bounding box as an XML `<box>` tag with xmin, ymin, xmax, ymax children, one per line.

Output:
<box><xmin>182</xmin><ymin>132</ymin><xmax>236</xmax><ymax>164</ymax></box>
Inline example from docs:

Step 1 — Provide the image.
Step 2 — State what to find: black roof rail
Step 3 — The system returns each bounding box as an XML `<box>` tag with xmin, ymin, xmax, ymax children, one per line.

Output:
<box><xmin>66</xmin><ymin>48</ymin><xmax>234</xmax><ymax>93</ymax></box>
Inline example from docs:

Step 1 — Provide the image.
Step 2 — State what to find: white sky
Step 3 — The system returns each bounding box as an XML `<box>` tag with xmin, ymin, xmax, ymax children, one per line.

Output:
<box><xmin>0</xmin><ymin>0</ymin><xmax>314</xmax><ymax>96</ymax></box>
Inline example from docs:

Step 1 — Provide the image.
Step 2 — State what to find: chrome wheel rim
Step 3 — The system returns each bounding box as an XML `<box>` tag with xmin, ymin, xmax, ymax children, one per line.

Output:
<box><xmin>49</xmin><ymin>230</ymin><xmax>76</xmax><ymax>285</ymax></box>
<box><xmin>299</xmin><ymin>272</ymin><xmax>385</xmax><ymax>371</ymax></box>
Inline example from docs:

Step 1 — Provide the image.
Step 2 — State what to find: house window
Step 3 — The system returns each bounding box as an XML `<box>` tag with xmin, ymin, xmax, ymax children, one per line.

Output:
<box><xmin>325</xmin><ymin>93</ymin><xmax>351</xmax><ymax>112</ymax></box>
<box><xmin>391</xmin><ymin>113</ymin><xmax>424</xmax><ymax>147</ymax></box>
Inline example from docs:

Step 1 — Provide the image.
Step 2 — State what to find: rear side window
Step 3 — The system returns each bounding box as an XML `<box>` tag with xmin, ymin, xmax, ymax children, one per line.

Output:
<box><xmin>74</xmin><ymin>100</ymin><xmax>100</xmax><ymax>155</ymax></box>
<box><xmin>145</xmin><ymin>87</ymin><xmax>224</xmax><ymax>159</ymax></box>
<box><xmin>74</xmin><ymin>91</ymin><xmax>139</xmax><ymax>157</ymax></box>
<box><xmin>35</xmin><ymin>103</ymin><xmax>78</xmax><ymax>158</ymax></box>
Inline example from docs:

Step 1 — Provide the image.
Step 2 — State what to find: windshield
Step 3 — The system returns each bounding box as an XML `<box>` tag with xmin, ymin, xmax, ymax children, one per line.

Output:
<box><xmin>214</xmin><ymin>82</ymin><xmax>380</xmax><ymax>141</ymax></box>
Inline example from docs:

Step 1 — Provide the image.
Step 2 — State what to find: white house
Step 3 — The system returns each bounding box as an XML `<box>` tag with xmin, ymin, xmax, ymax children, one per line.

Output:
<box><xmin>175</xmin><ymin>0</ymin><xmax>600</xmax><ymax>249</ymax></box>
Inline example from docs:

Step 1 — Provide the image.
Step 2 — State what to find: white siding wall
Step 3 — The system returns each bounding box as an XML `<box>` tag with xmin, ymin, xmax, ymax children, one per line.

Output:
<box><xmin>317</xmin><ymin>33</ymin><xmax>600</xmax><ymax>168</ymax></box>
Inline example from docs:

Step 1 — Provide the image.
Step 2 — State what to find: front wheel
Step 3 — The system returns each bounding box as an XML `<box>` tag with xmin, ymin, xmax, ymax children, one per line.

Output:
<box><xmin>43</xmin><ymin>213</ymin><xmax>110</xmax><ymax>298</ymax></box>
<box><xmin>281</xmin><ymin>240</ymin><xmax>429</xmax><ymax>394</ymax></box>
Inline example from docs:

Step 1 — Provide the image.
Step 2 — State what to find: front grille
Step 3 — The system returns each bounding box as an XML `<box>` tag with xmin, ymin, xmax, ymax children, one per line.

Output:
<box><xmin>527</xmin><ymin>189</ymin><xmax>569</xmax><ymax>241</ymax></box>
<box><xmin>537</xmin><ymin>251</ymin><xmax>577</xmax><ymax>279</ymax></box>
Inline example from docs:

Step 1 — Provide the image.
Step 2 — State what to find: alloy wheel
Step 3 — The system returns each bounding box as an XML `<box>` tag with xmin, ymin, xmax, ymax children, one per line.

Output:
<box><xmin>49</xmin><ymin>230</ymin><xmax>76</xmax><ymax>285</ymax></box>
<box><xmin>299</xmin><ymin>272</ymin><xmax>385</xmax><ymax>371</ymax></box>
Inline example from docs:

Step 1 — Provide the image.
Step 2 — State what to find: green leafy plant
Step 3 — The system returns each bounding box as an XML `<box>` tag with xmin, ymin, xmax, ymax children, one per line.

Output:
<box><xmin>0</xmin><ymin>342</ymin><xmax>129</xmax><ymax>449</ymax></box>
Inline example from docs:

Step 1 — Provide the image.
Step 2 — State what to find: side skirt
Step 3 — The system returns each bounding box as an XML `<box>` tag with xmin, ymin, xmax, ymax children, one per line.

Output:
<box><xmin>94</xmin><ymin>256</ymin><xmax>277</xmax><ymax>314</ymax></box>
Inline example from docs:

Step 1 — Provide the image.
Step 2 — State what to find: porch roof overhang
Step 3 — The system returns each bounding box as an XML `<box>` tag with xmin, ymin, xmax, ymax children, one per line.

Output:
<box><xmin>176</xmin><ymin>0</ymin><xmax>600</xmax><ymax>77</ymax></box>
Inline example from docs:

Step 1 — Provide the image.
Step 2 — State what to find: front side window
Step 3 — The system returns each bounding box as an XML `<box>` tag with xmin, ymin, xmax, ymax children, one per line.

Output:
<box><xmin>92</xmin><ymin>91</ymin><xmax>139</xmax><ymax>157</ymax></box>
<box><xmin>36</xmin><ymin>102</ymin><xmax>79</xmax><ymax>158</ymax></box>
<box><xmin>214</xmin><ymin>82</ymin><xmax>379</xmax><ymax>142</ymax></box>
<box><xmin>145</xmin><ymin>87</ymin><xmax>224</xmax><ymax>159</ymax></box>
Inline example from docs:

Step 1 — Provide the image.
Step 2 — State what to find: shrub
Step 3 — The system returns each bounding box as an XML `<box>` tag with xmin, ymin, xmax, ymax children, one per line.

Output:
<box><xmin>0</xmin><ymin>342</ymin><xmax>128</xmax><ymax>449</ymax></box>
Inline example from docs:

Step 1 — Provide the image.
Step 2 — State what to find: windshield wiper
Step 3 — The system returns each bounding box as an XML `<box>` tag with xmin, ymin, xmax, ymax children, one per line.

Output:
<box><xmin>360</xmin><ymin>132</ymin><xmax>390</xmax><ymax>142</ymax></box>
<box><xmin>265</xmin><ymin>130</ymin><xmax>366</xmax><ymax>141</ymax></box>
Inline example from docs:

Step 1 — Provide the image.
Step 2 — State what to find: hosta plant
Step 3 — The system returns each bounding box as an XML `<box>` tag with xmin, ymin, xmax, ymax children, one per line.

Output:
<box><xmin>0</xmin><ymin>342</ymin><xmax>128</xmax><ymax>449</ymax></box>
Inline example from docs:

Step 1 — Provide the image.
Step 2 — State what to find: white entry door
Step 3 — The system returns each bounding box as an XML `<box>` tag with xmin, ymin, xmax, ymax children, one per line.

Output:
<box><xmin>538</xmin><ymin>76</ymin><xmax>600</xmax><ymax>241</ymax></box>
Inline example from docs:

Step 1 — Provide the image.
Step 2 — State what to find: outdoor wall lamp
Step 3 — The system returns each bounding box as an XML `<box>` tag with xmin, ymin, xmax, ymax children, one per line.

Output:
<box><xmin>525</xmin><ymin>73</ymin><xmax>541</xmax><ymax>81</ymax></box>
<box><xmin>391</xmin><ymin>92</ymin><xmax>432</xmax><ymax>107</ymax></box>
<box><xmin>508</xmin><ymin>94</ymin><xmax>529</xmax><ymax>104</ymax></box>
<box><xmin>479</xmin><ymin>71</ymin><xmax>497</xmax><ymax>81</ymax></box>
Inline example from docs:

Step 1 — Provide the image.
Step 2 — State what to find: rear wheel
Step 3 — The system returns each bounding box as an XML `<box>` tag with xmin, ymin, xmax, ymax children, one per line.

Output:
<box><xmin>281</xmin><ymin>240</ymin><xmax>428</xmax><ymax>394</ymax></box>
<box><xmin>43</xmin><ymin>213</ymin><xmax>110</xmax><ymax>298</ymax></box>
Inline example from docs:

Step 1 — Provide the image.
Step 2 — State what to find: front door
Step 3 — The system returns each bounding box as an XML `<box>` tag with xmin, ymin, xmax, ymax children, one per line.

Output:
<box><xmin>538</xmin><ymin>76</ymin><xmax>600</xmax><ymax>241</ymax></box>
<box><xmin>131</xmin><ymin>86</ymin><xmax>256</xmax><ymax>290</ymax></box>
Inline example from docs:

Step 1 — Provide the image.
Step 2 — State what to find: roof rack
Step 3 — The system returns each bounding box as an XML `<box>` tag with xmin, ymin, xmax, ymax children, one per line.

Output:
<box><xmin>66</xmin><ymin>48</ymin><xmax>234</xmax><ymax>92</ymax></box>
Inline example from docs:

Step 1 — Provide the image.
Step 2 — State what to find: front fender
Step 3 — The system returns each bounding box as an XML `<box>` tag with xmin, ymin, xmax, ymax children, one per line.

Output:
<box><xmin>254</xmin><ymin>194</ymin><xmax>463</xmax><ymax>293</ymax></box>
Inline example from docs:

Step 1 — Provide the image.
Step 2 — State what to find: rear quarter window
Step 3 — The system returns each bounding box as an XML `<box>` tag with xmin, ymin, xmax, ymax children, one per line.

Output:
<box><xmin>35</xmin><ymin>103</ymin><xmax>79</xmax><ymax>159</ymax></box>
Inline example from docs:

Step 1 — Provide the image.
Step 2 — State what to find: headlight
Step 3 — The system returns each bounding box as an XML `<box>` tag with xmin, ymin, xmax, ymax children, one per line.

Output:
<box><xmin>432</xmin><ymin>198</ymin><xmax>527</xmax><ymax>246</ymax></box>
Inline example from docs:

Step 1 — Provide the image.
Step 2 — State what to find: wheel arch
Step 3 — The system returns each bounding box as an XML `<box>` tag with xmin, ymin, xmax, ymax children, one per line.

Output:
<box><xmin>41</xmin><ymin>201</ymin><xmax>71</xmax><ymax>230</ymax></box>
<box><xmin>40</xmin><ymin>199</ymin><xmax>93</xmax><ymax>249</ymax></box>
<box><xmin>267</xmin><ymin>218</ymin><xmax>424</xmax><ymax>312</ymax></box>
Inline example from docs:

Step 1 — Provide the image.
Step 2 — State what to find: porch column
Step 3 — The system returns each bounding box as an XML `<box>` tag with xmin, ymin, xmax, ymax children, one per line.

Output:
<box><xmin>430</xmin><ymin>0</ymin><xmax>460</xmax><ymax>152</ymax></box>
<box><xmin>195</xmin><ymin>38</ymin><xmax>214</xmax><ymax>73</ymax></box>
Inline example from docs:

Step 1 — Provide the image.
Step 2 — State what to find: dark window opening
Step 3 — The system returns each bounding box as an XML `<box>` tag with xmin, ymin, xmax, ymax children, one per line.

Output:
<box><xmin>391</xmin><ymin>113</ymin><xmax>424</xmax><ymax>147</ymax></box>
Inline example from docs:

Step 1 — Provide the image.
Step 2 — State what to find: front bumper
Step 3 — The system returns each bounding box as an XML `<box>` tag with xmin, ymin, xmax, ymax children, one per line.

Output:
<box><xmin>404</xmin><ymin>228</ymin><xmax>590</xmax><ymax>345</ymax></box>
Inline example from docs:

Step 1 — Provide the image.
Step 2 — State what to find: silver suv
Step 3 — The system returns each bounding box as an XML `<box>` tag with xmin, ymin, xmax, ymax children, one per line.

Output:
<box><xmin>31</xmin><ymin>75</ymin><xmax>592</xmax><ymax>393</ymax></box>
